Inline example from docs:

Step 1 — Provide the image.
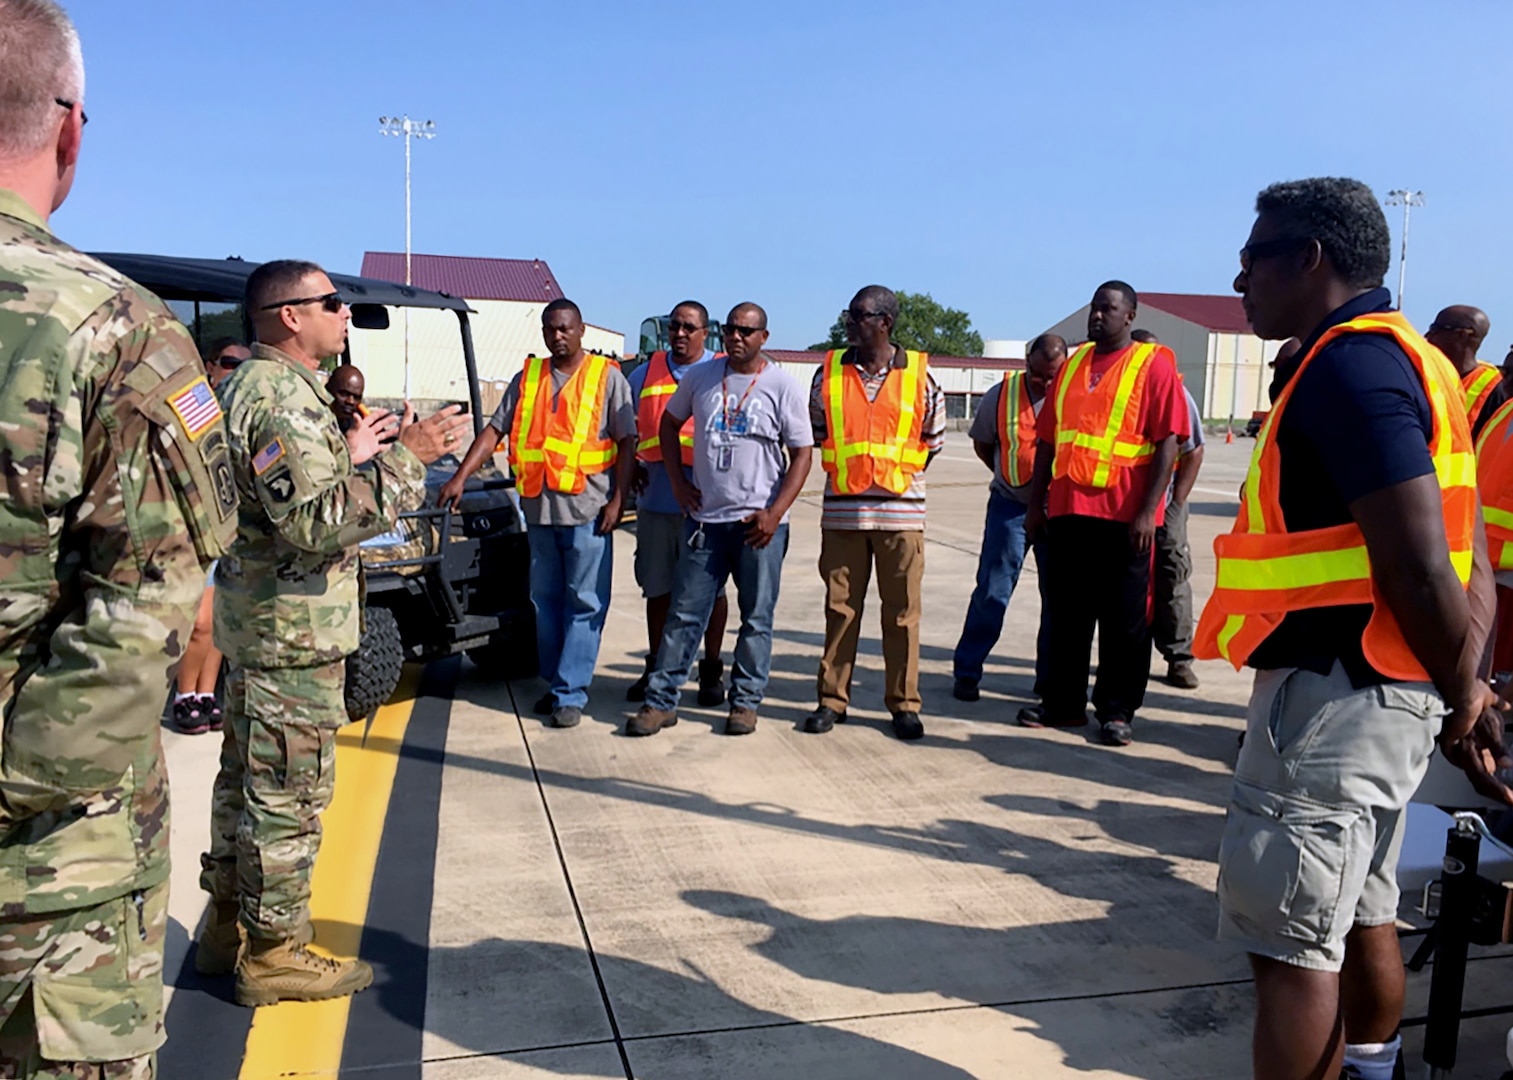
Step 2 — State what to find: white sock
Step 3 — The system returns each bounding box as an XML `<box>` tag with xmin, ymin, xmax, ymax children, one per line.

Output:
<box><xmin>174</xmin><ymin>692</ymin><xmax>195</xmax><ymax>704</ymax></box>
<box><xmin>1342</xmin><ymin>1035</ymin><xmax>1400</xmax><ymax>1080</ymax></box>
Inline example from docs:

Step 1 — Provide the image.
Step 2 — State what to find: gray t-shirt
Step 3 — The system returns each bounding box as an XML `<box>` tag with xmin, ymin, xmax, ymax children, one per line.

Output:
<box><xmin>489</xmin><ymin>360</ymin><xmax>636</xmax><ymax>527</ymax></box>
<box><xmin>968</xmin><ymin>379</ymin><xmax>1046</xmax><ymax>504</ymax></box>
<box><xmin>666</xmin><ymin>357</ymin><xmax>813</xmax><ymax>525</ymax></box>
<box><xmin>1169</xmin><ymin>387</ymin><xmax>1205</xmax><ymax>501</ymax></box>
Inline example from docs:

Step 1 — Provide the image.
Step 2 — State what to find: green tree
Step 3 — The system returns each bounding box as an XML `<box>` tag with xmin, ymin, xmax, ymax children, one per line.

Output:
<box><xmin>808</xmin><ymin>291</ymin><xmax>984</xmax><ymax>356</ymax></box>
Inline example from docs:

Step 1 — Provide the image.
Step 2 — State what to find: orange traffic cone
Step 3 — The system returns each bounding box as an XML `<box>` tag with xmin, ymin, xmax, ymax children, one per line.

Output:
<box><xmin>1225</xmin><ymin>428</ymin><xmax>1234</xmax><ymax>444</ymax></box>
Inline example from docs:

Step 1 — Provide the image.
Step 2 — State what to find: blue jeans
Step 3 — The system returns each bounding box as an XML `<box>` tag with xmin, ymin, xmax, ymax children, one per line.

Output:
<box><xmin>646</xmin><ymin>520</ymin><xmax>788</xmax><ymax>712</ymax></box>
<box><xmin>528</xmin><ymin>521</ymin><xmax>612</xmax><ymax>709</ymax></box>
<box><xmin>952</xmin><ymin>489</ymin><xmax>1049</xmax><ymax>689</ymax></box>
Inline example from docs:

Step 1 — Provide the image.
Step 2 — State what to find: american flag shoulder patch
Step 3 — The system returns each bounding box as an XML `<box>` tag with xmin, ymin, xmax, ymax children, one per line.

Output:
<box><xmin>167</xmin><ymin>377</ymin><xmax>223</xmax><ymax>442</ymax></box>
<box><xmin>253</xmin><ymin>437</ymin><xmax>286</xmax><ymax>475</ymax></box>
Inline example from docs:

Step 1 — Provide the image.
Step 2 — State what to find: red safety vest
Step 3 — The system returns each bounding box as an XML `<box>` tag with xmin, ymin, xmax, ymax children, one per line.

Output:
<box><xmin>996</xmin><ymin>370</ymin><xmax>1037</xmax><ymax>488</ymax></box>
<box><xmin>1049</xmin><ymin>342</ymin><xmax>1158</xmax><ymax>489</ymax></box>
<box><xmin>819</xmin><ymin>348</ymin><xmax>930</xmax><ymax>495</ymax></box>
<box><xmin>1194</xmin><ymin>312</ymin><xmax>1476</xmax><ymax>681</ymax></box>
<box><xmin>509</xmin><ymin>353</ymin><xmax>617</xmax><ymax>497</ymax></box>
<box><xmin>635</xmin><ymin>351</ymin><xmax>697</xmax><ymax>467</ymax></box>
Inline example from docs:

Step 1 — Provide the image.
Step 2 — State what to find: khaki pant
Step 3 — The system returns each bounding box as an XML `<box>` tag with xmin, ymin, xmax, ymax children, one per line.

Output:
<box><xmin>816</xmin><ymin>529</ymin><xmax>925</xmax><ymax>714</ymax></box>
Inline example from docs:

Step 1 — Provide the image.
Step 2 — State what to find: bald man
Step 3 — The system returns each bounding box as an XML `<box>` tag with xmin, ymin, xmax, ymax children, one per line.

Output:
<box><xmin>1426</xmin><ymin>304</ymin><xmax>1504</xmax><ymax>436</ymax></box>
<box><xmin>326</xmin><ymin>363</ymin><xmax>365</xmax><ymax>432</ymax></box>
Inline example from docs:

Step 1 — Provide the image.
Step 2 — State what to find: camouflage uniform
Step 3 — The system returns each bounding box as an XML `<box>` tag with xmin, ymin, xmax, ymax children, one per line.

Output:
<box><xmin>0</xmin><ymin>189</ymin><xmax>235</xmax><ymax>1074</ymax></box>
<box><xmin>205</xmin><ymin>345</ymin><xmax>425</xmax><ymax>943</ymax></box>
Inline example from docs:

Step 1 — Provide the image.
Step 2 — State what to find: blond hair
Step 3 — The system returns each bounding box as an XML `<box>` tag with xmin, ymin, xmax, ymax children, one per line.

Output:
<box><xmin>0</xmin><ymin>0</ymin><xmax>84</xmax><ymax>159</ymax></box>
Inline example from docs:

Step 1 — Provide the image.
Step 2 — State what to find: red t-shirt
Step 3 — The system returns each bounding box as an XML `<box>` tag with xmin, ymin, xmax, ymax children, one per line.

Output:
<box><xmin>1035</xmin><ymin>343</ymin><xmax>1190</xmax><ymax>524</ymax></box>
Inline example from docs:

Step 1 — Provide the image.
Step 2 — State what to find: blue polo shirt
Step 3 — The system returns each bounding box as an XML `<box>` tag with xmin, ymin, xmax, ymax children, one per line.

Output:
<box><xmin>627</xmin><ymin>349</ymin><xmax>714</xmax><ymax>515</ymax></box>
<box><xmin>1247</xmin><ymin>288</ymin><xmax>1436</xmax><ymax>686</ymax></box>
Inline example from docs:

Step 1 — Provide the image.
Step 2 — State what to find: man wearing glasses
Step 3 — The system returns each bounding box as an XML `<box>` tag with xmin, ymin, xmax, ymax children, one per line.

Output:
<box><xmin>629</xmin><ymin>303</ymin><xmax>812</xmax><ymax>736</ymax></box>
<box><xmin>1425</xmin><ymin>304</ymin><xmax>1504</xmax><ymax>437</ymax></box>
<box><xmin>804</xmin><ymin>285</ymin><xmax>946</xmax><ymax>741</ymax></box>
<box><xmin>1195</xmin><ymin>177</ymin><xmax>1503</xmax><ymax>1080</ymax></box>
<box><xmin>0</xmin><ymin>2</ymin><xmax>236</xmax><ymax>1071</ymax></box>
<box><xmin>205</xmin><ymin>335</ymin><xmax>251</xmax><ymax>392</ymax></box>
<box><xmin>624</xmin><ymin>302</ymin><xmax>730</xmax><ymax>707</ymax></box>
<box><xmin>202</xmin><ymin>259</ymin><xmax>470</xmax><ymax>1006</ymax></box>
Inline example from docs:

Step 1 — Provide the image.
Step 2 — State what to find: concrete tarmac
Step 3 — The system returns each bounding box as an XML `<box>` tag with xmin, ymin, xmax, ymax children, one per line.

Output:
<box><xmin>158</xmin><ymin>437</ymin><xmax>1513</xmax><ymax>1079</ymax></box>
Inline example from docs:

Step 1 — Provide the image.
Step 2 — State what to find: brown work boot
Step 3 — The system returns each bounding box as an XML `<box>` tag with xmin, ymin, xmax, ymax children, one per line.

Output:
<box><xmin>235</xmin><ymin>938</ymin><xmax>373</xmax><ymax>1007</ymax></box>
<box><xmin>726</xmin><ymin>706</ymin><xmax>758</xmax><ymax>736</ymax></box>
<box><xmin>194</xmin><ymin>901</ymin><xmax>242</xmax><ymax>976</ymax></box>
<box><xmin>627</xmin><ymin>705</ymin><xmax>677</xmax><ymax>737</ymax></box>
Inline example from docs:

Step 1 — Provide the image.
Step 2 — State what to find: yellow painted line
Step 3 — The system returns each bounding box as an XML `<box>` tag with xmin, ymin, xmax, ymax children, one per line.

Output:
<box><xmin>238</xmin><ymin>668</ymin><xmax>422</xmax><ymax>1080</ymax></box>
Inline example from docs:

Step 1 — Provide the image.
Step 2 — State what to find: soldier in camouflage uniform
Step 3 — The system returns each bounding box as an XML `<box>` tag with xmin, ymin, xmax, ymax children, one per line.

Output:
<box><xmin>199</xmin><ymin>259</ymin><xmax>469</xmax><ymax>1006</ymax></box>
<box><xmin>0</xmin><ymin>2</ymin><xmax>238</xmax><ymax>1073</ymax></box>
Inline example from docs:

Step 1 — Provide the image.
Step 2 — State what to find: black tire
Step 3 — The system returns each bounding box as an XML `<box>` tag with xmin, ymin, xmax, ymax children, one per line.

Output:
<box><xmin>465</xmin><ymin>617</ymin><xmax>539</xmax><ymax>681</ymax></box>
<box><xmin>345</xmin><ymin>605</ymin><xmax>404</xmax><ymax>722</ymax></box>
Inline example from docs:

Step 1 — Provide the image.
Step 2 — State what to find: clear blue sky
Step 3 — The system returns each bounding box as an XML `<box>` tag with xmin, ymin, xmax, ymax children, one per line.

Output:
<box><xmin>63</xmin><ymin>0</ymin><xmax>1513</xmax><ymax>356</ymax></box>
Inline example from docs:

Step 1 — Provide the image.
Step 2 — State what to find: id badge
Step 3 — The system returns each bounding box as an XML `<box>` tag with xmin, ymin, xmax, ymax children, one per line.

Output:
<box><xmin>716</xmin><ymin>443</ymin><xmax>734</xmax><ymax>472</ymax></box>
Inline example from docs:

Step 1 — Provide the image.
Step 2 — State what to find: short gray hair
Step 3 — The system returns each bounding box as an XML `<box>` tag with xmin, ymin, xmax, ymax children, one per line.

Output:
<box><xmin>0</xmin><ymin>0</ymin><xmax>84</xmax><ymax>159</ymax></box>
<box><xmin>1255</xmin><ymin>177</ymin><xmax>1391</xmax><ymax>290</ymax></box>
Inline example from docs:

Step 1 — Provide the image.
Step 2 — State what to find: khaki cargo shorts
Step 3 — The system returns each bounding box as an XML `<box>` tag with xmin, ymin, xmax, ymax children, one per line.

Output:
<box><xmin>1216</xmin><ymin>661</ymin><xmax>1443</xmax><ymax>971</ymax></box>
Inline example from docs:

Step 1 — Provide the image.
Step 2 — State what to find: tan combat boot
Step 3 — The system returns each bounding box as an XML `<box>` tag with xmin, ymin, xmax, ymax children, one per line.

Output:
<box><xmin>194</xmin><ymin>901</ymin><xmax>243</xmax><ymax>976</ymax></box>
<box><xmin>234</xmin><ymin>938</ymin><xmax>373</xmax><ymax>1007</ymax></box>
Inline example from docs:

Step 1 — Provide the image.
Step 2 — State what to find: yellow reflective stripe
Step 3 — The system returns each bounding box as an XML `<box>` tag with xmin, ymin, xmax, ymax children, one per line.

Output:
<box><xmin>1216</xmin><ymin>614</ymin><xmax>1246</xmax><ymax>662</ymax></box>
<box><xmin>637</xmin><ymin>436</ymin><xmax>661</xmax><ymax>452</ymax></box>
<box><xmin>557</xmin><ymin>354</ymin><xmax>606</xmax><ymax>489</ymax></box>
<box><xmin>1434</xmin><ymin>450</ymin><xmax>1476</xmax><ymax>489</ymax></box>
<box><xmin>1476</xmin><ymin>399</ymin><xmax>1513</xmax><ymax>457</ymax></box>
<box><xmin>640</xmin><ymin>383</ymin><xmax>677</xmax><ymax>398</ymax></box>
<box><xmin>1451</xmin><ymin>547</ymin><xmax>1474</xmax><ymax>583</ymax></box>
<box><xmin>1467</xmin><ymin>365</ymin><xmax>1500</xmax><ymax>412</ymax></box>
<box><xmin>1484</xmin><ymin>505</ymin><xmax>1513</xmax><ymax>531</ymax></box>
<box><xmin>1215</xmin><ymin>545</ymin><xmax>1372</xmax><ymax>592</ymax></box>
<box><xmin>513</xmin><ymin>355</ymin><xmax>546</xmax><ymax>469</ymax></box>
<box><xmin>893</xmin><ymin>350</ymin><xmax>922</xmax><ymax>453</ymax></box>
<box><xmin>826</xmin><ymin>351</ymin><xmax>849</xmax><ymax>491</ymax></box>
<box><xmin>1003</xmin><ymin>372</ymin><xmax>1024</xmax><ymax>486</ymax></box>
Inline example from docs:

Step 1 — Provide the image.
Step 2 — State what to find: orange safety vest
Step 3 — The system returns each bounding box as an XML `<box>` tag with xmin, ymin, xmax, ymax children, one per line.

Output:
<box><xmin>996</xmin><ymin>370</ymin><xmax>1038</xmax><ymax>488</ymax></box>
<box><xmin>508</xmin><ymin>353</ymin><xmax>618</xmax><ymax>497</ymax></box>
<box><xmin>1194</xmin><ymin>311</ymin><xmax>1477</xmax><ymax>681</ymax></box>
<box><xmin>1463</xmin><ymin>361</ymin><xmax>1501</xmax><ymax>430</ymax></box>
<box><xmin>1475</xmin><ymin>396</ymin><xmax>1513</xmax><ymax>571</ymax></box>
<box><xmin>819</xmin><ymin>348</ymin><xmax>930</xmax><ymax>495</ymax></box>
<box><xmin>635</xmin><ymin>351</ymin><xmax>698</xmax><ymax>466</ymax></box>
<box><xmin>1050</xmin><ymin>342</ymin><xmax>1159</xmax><ymax>489</ymax></box>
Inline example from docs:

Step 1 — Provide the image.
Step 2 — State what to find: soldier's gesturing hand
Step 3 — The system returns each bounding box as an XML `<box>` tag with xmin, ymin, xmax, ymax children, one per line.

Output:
<box><xmin>345</xmin><ymin>408</ymin><xmax>400</xmax><ymax>465</ymax></box>
<box><xmin>398</xmin><ymin>403</ymin><xmax>472</xmax><ymax>466</ymax></box>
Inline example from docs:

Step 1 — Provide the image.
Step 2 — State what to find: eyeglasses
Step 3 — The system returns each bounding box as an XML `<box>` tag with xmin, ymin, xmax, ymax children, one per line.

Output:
<box><xmin>667</xmin><ymin>319</ymin><xmax>705</xmax><ymax>334</ymax></box>
<box><xmin>1239</xmin><ymin>236</ymin><xmax>1309</xmax><ymax>271</ymax></box>
<box><xmin>724</xmin><ymin>324</ymin><xmax>765</xmax><ymax>338</ymax></box>
<box><xmin>214</xmin><ymin>357</ymin><xmax>244</xmax><ymax>369</ymax></box>
<box><xmin>260</xmin><ymin>291</ymin><xmax>344</xmax><ymax>313</ymax></box>
<box><xmin>843</xmin><ymin>309</ymin><xmax>886</xmax><ymax>324</ymax></box>
<box><xmin>54</xmin><ymin>97</ymin><xmax>87</xmax><ymax>126</ymax></box>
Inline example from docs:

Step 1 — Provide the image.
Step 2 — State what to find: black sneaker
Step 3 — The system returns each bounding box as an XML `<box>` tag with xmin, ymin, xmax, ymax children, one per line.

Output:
<box><xmin>697</xmin><ymin>658</ymin><xmax>726</xmax><ymax>707</ymax></box>
<box><xmin>532</xmin><ymin>693</ymin><xmax>555</xmax><ymax>716</ymax></box>
<box><xmin>891</xmin><ymin>711</ymin><xmax>925</xmax><ymax>741</ymax></box>
<box><xmin>952</xmin><ymin>678</ymin><xmax>979</xmax><ymax>702</ymax></box>
<box><xmin>173</xmin><ymin>697</ymin><xmax>212</xmax><ymax>735</ymax></box>
<box><xmin>803</xmin><ymin>706</ymin><xmax>845</xmax><ymax>734</ymax></box>
<box><xmin>1100</xmin><ymin>718</ymin><xmax>1134</xmax><ymax>747</ymax></box>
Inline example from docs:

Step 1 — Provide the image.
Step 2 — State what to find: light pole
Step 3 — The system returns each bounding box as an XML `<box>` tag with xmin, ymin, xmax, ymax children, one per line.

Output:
<box><xmin>379</xmin><ymin>115</ymin><xmax>436</xmax><ymax>400</ymax></box>
<box><xmin>1384</xmin><ymin>189</ymin><xmax>1424</xmax><ymax>310</ymax></box>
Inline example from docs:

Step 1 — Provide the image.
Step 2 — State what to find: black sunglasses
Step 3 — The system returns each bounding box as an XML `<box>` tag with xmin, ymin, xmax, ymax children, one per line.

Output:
<box><xmin>260</xmin><ymin>291</ymin><xmax>344</xmax><ymax>313</ymax></box>
<box><xmin>1239</xmin><ymin>236</ymin><xmax>1310</xmax><ymax>269</ymax></box>
<box><xmin>55</xmin><ymin>97</ymin><xmax>88</xmax><ymax>126</ymax></box>
<box><xmin>667</xmin><ymin>319</ymin><xmax>705</xmax><ymax>334</ymax></box>
<box><xmin>214</xmin><ymin>357</ymin><xmax>244</xmax><ymax>369</ymax></box>
<box><xmin>843</xmin><ymin>309</ymin><xmax>886</xmax><ymax>323</ymax></box>
<box><xmin>724</xmin><ymin>324</ymin><xmax>765</xmax><ymax>338</ymax></box>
